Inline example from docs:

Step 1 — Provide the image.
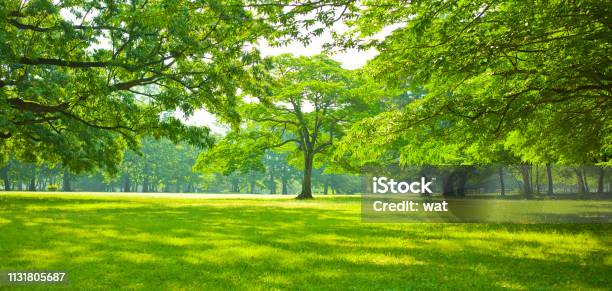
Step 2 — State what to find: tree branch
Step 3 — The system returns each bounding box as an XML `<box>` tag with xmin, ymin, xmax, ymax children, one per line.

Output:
<box><xmin>263</xmin><ymin>138</ymin><xmax>301</xmax><ymax>150</ymax></box>
<box><xmin>8</xmin><ymin>98</ymin><xmax>69</xmax><ymax>113</ymax></box>
<box><xmin>18</xmin><ymin>57</ymin><xmax>112</xmax><ymax>68</ymax></box>
<box><xmin>252</xmin><ymin>116</ymin><xmax>299</xmax><ymax>125</ymax></box>
<box><xmin>12</xmin><ymin>116</ymin><xmax>60</xmax><ymax>126</ymax></box>
<box><xmin>314</xmin><ymin>141</ymin><xmax>332</xmax><ymax>153</ymax></box>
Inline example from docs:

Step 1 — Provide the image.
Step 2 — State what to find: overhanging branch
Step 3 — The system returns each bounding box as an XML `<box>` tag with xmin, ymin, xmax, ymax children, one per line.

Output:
<box><xmin>8</xmin><ymin>98</ymin><xmax>69</xmax><ymax>113</ymax></box>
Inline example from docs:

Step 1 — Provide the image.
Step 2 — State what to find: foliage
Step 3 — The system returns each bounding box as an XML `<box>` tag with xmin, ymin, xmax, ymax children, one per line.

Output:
<box><xmin>1</xmin><ymin>0</ymin><xmax>348</xmax><ymax>172</ymax></box>
<box><xmin>195</xmin><ymin>54</ymin><xmax>376</xmax><ymax>198</ymax></box>
<box><xmin>337</xmin><ymin>0</ymin><xmax>611</xmax><ymax>166</ymax></box>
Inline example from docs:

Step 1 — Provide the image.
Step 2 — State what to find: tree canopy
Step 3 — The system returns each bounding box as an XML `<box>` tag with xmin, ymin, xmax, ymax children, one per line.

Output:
<box><xmin>0</xmin><ymin>0</ymin><xmax>350</xmax><ymax>173</ymax></box>
<box><xmin>336</xmin><ymin>0</ymin><xmax>611</xmax><ymax>166</ymax></box>
<box><xmin>195</xmin><ymin>54</ymin><xmax>376</xmax><ymax>198</ymax></box>
<box><xmin>2</xmin><ymin>0</ymin><xmax>609</xmax><ymax>198</ymax></box>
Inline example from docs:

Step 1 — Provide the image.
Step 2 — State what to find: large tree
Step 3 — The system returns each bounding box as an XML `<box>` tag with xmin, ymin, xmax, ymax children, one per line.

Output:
<box><xmin>336</xmin><ymin>0</ymin><xmax>611</xmax><ymax>169</ymax></box>
<box><xmin>0</xmin><ymin>0</ymin><xmax>353</xmax><ymax>173</ymax></box>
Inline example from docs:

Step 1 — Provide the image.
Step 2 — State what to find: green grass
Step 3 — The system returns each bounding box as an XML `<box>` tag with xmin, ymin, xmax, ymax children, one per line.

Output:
<box><xmin>0</xmin><ymin>193</ymin><xmax>610</xmax><ymax>290</ymax></box>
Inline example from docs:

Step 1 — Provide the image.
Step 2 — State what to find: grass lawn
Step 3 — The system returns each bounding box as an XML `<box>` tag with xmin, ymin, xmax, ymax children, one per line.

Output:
<box><xmin>0</xmin><ymin>193</ymin><xmax>611</xmax><ymax>290</ymax></box>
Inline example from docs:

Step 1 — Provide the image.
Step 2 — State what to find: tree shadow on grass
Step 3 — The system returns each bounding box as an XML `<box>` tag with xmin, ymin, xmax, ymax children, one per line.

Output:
<box><xmin>0</xmin><ymin>196</ymin><xmax>610</xmax><ymax>290</ymax></box>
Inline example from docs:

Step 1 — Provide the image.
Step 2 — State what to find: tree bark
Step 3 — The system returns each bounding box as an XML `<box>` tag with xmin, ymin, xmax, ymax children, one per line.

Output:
<box><xmin>499</xmin><ymin>166</ymin><xmax>505</xmax><ymax>197</ymax></box>
<box><xmin>520</xmin><ymin>165</ymin><xmax>532</xmax><ymax>198</ymax></box>
<box><xmin>546</xmin><ymin>164</ymin><xmax>553</xmax><ymax>195</ymax></box>
<box><xmin>296</xmin><ymin>151</ymin><xmax>314</xmax><ymax>199</ymax></box>
<box><xmin>62</xmin><ymin>169</ymin><xmax>71</xmax><ymax>192</ymax></box>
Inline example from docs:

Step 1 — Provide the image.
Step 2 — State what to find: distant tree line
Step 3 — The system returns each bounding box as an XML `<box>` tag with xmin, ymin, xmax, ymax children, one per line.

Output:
<box><xmin>400</xmin><ymin>165</ymin><xmax>612</xmax><ymax>197</ymax></box>
<box><xmin>0</xmin><ymin>138</ymin><xmax>364</xmax><ymax>194</ymax></box>
<box><xmin>2</xmin><ymin>138</ymin><xmax>609</xmax><ymax>196</ymax></box>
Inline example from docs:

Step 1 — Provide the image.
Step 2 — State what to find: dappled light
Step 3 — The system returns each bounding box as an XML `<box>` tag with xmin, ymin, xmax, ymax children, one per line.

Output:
<box><xmin>1</xmin><ymin>195</ymin><xmax>610</xmax><ymax>289</ymax></box>
<box><xmin>0</xmin><ymin>0</ymin><xmax>610</xmax><ymax>289</ymax></box>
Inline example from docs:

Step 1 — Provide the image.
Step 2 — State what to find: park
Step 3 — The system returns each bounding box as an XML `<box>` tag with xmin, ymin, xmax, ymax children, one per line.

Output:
<box><xmin>0</xmin><ymin>193</ymin><xmax>611</xmax><ymax>289</ymax></box>
<box><xmin>1</xmin><ymin>0</ymin><xmax>611</xmax><ymax>289</ymax></box>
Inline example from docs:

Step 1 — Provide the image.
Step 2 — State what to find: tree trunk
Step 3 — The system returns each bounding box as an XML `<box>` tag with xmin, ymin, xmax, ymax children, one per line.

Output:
<box><xmin>546</xmin><ymin>164</ymin><xmax>553</xmax><ymax>195</ymax></box>
<box><xmin>575</xmin><ymin>168</ymin><xmax>586</xmax><ymax>193</ymax></box>
<box><xmin>28</xmin><ymin>176</ymin><xmax>36</xmax><ymax>191</ymax></box>
<box><xmin>296</xmin><ymin>151</ymin><xmax>314</xmax><ymax>199</ymax></box>
<box><xmin>62</xmin><ymin>169</ymin><xmax>71</xmax><ymax>192</ymax></box>
<box><xmin>268</xmin><ymin>172</ymin><xmax>276</xmax><ymax>194</ymax></box>
<box><xmin>143</xmin><ymin>176</ymin><xmax>149</xmax><ymax>193</ymax></box>
<box><xmin>281</xmin><ymin>178</ymin><xmax>288</xmax><ymax>195</ymax></box>
<box><xmin>250</xmin><ymin>180</ymin><xmax>256</xmax><ymax>194</ymax></box>
<box><xmin>324</xmin><ymin>176</ymin><xmax>329</xmax><ymax>195</ymax></box>
<box><xmin>520</xmin><ymin>165</ymin><xmax>532</xmax><ymax>198</ymax></box>
<box><xmin>582</xmin><ymin>168</ymin><xmax>589</xmax><ymax>193</ymax></box>
<box><xmin>535</xmin><ymin>165</ymin><xmax>540</xmax><ymax>194</ymax></box>
<box><xmin>361</xmin><ymin>175</ymin><xmax>369</xmax><ymax>194</ymax></box>
<box><xmin>456</xmin><ymin>169</ymin><xmax>468</xmax><ymax>197</ymax></box>
<box><xmin>231</xmin><ymin>179</ymin><xmax>239</xmax><ymax>193</ymax></box>
<box><xmin>1</xmin><ymin>166</ymin><xmax>10</xmax><ymax>191</ymax></box>
<box><xmin>123</xmin><ymin>176</ymin><xmax>131</xmax><ymax>192</ymax></box>
<box><xmin>529</xmin><ymin>166</ymin><xmax>534</xmax><ymax>194</ymax></box>
<box><xmin>597</xmin><ymin>168</ymin><xmax>605</xmax><ymax>193</ymax></box>
<box><xmin>499</xmin><ymin>166</ymin><xmax>505</xmax><ymax>197</ymax></box>
<box><xmin>443</xmin><ymin>171</ymin><xmax>457</xmax><ymax>196</ymax></box>
<box><xmin>442</xmin><ymin>167</ymin><xmax>470</xmax><ymax>197</ymax></box>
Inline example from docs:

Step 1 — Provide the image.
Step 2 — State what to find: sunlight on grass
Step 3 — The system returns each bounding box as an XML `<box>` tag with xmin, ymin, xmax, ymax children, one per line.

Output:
<box><xmin>0</xmin><ymin>193</ymin><xmax>610</xmax><ymax>290</ymax></box>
